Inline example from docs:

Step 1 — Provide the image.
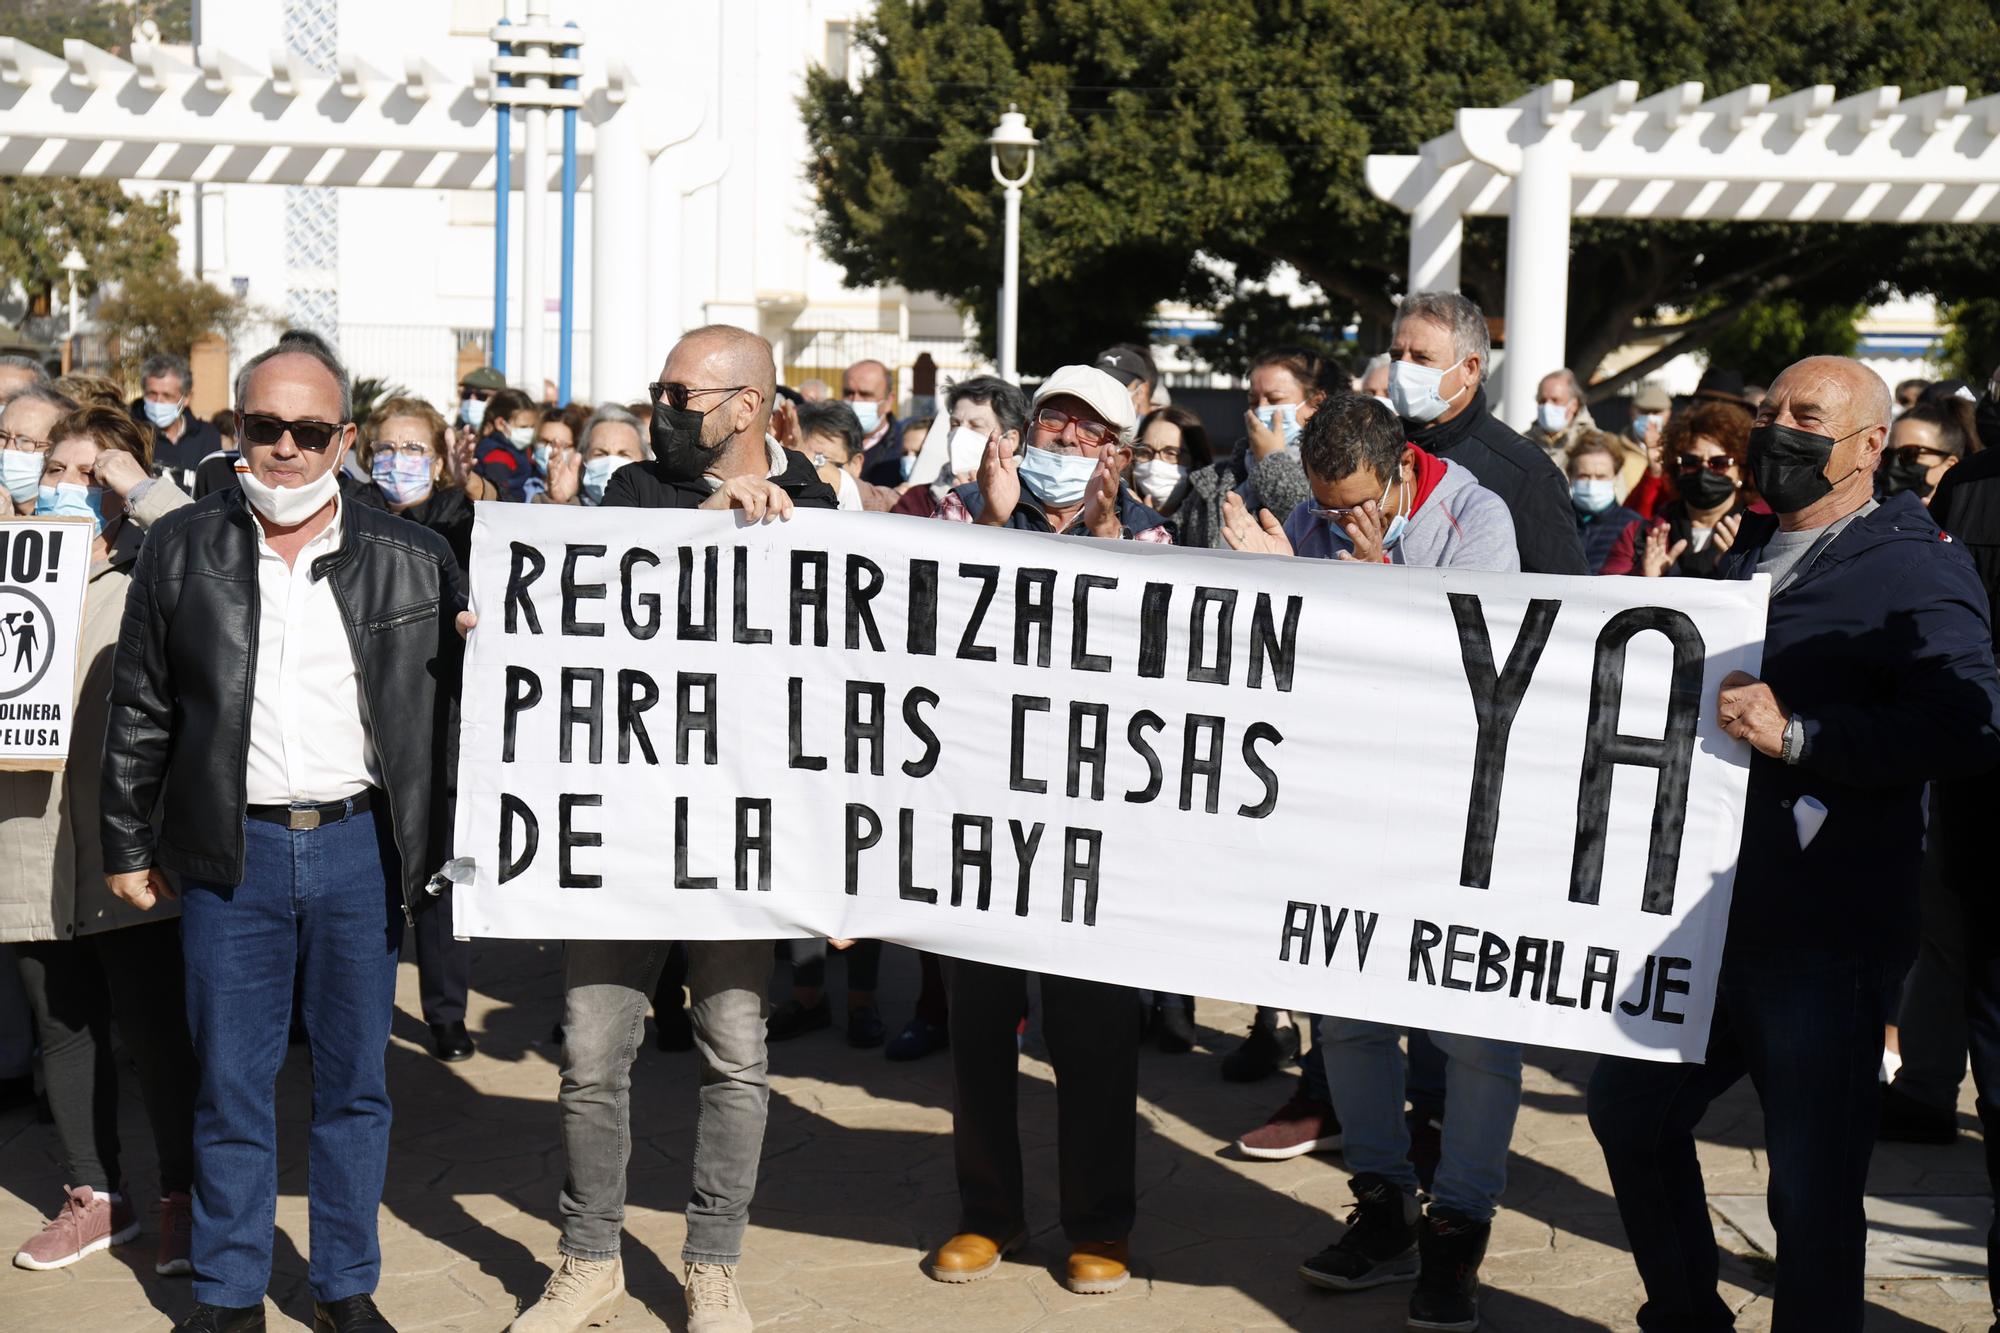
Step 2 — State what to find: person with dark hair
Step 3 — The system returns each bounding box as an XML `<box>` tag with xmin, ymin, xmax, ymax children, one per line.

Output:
<box><xmin>1882</xmin><ymin>396</ymin><xmax>1977</xmax><ymax>504</ymax></box>
<box><xmin>130</xmin><ymin>352</ymin><xmax>223</xmax><ymax>493</ymax></box>
<box><xmin>1220</xmin><ymin>392</ymin><xmax>1520</xmax><ymax>1332</ymax></box>
<box><xmin>467</xmin><ymin>387</ymin><xmax>540</xmax><ymax>501</ymax></box>
<box><xmin>1128</xmin><ymin>405</ymin><xmax>1210</xmax><ymax>513</ymax></box>
<box><xmin>1602</xmin><ymin>400</ymin><xmax>1756</xmax><ymax>578</ymax></box>
<box><xmin>1388</xmin><ymin>292</ymin><xmax>1588</xmax><ymax>575</ymax></box>
<box><xmin>892</xmin><ymin>375</ymin><xmax>1029</xmax><ymax>520</ymax></box>
<box><xmin>1896</xmin><ymin>377</ymin><xmax>1933</xmax><ymax>414</ymax></box>
<box><xmin>1566</xmin><ymin>434</ymin><xmax>1648</xmax><ymax>574</ymax></box>
<box><xmin>5</xmin><ymin>403</ymin><xmax>198</xmax><ymax>1281</ymax></box>
<box><xmin>1175</xmin><ymin>346</ymin><xmax>1328</xmax><ymax>552</ymax></box>
<box><xmin>794</xmin><ymin>398</ymin><xmax>898</xmax><ymax>513</ymax></box>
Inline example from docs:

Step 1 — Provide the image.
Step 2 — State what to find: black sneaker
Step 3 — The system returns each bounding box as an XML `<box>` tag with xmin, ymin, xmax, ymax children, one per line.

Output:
<box><xmin>1877</xmin><ymin>1083</ymin><xmax>1957</xmax><ymax>1145</ymax></box>
<box><xmin>1298</xmin><ymin>1173</ymin><xmax>1420</xmax><ymax>1291</ymax></box>
<box><xmin>1221</xmin><ymin>1016</ymin><xmax>1300</xmax><ymax>1083</ymax></box>
<box><xmin>1407</xmin><ymin>1207</ymin><xmax>1491</xmax><ymax>1331</ymax></box>
<box><xmin>768</xmin><ymin>996</ymin><xmax>832</xmax><ymax>1041</ymax></box>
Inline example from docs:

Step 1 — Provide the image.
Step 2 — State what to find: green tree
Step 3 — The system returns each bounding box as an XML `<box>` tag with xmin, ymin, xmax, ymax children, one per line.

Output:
<box><xmin>0</xmin><ymin>0</ymin><xmax>191</xmax><ymax>53</ymax></box>
<box><xmin>1942</xmin><ymin>299</ymin><xmax>2000</xmax><ymax>386</ymax></box>
<box><xmin>802</xmin><ymin>0</ymin><xmax>2000</xmax><ymax>384</ymax></box>
<box><xmin>92</xmin><ymin>265</ymin><xmax>251</xmax><ymax>382</ymax></box>
<box><xmin>1697</xmin><ymin>298</ymin><xmax>1863</xmax><ymax>384</ymax></box>
<box><xmin>0</xmin><ymin>178</ymin><xmax>179</xmax><ymax>315</ymax></box>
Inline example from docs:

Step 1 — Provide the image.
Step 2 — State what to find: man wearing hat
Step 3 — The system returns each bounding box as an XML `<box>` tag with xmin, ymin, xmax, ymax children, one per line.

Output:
<box><xmin>925</xmin><ymin>364</ymin><xmax>1164</xmax><ymax>1300</ymax></box>
<box><xmin>456</xmin><ymin>366</ymin><xmax>507</xmax><ymax>435</ymax></box>
<box><xmin>936</xmin><ymin>362</ymin><xmax>1171</xmax><ymax>543</ymax></box>
<box><xmin>1094</xmin><ymin>344</ymin><xmax>1160</xmax><ymax>419</ymax></box>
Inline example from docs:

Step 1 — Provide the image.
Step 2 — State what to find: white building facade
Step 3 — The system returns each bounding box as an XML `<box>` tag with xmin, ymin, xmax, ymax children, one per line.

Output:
<box><xmin>162</xmin><ymin>0</ymin><xmax>980</xmax><ymax>409</ymax></box>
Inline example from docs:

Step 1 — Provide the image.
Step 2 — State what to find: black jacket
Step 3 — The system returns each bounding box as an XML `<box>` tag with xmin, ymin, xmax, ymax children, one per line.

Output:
<box><xmin>602</xmin><ymin>447</ymin><xmax>840</xmax><ymax>510</ymax></box>
<box><xmin>1575</xmin><ymin>502</ymin><xmax>1643</xmax><ymax>574</ymax></box>
<box><xmin>1720</xmin><ymin>492</ymin><xmax>2000</xmax><ymax>964</ymax></box>
<box><xmin>388</xmin><ymin>484</ymin><xmax>475</xmax><ymax>577</ymax></box>
<box><xmin>1403</xmin><ymin>389</ymin><xmax>1590</xmax><ymax>575</ymax></box>
<box><xmin>101</xmin><ymin>487</ymin><xmax>466</xmax><ymax>918</ymax></box>
<box><xmin>131</xmin><ymin>401</ymin><xmax>224</xmax><ymax>494</ymax></box>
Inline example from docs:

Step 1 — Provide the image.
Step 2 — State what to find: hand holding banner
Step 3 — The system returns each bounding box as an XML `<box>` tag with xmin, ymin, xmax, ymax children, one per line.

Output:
<box><xmin>454</xmin><ymin>505</ymin><xmax>1767</xmax><ymax>1061</ymax></box>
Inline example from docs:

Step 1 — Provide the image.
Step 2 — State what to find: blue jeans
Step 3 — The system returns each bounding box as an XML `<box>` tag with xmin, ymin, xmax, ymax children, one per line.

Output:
<box><xmin>182</xmin><ymin>810</ymin><xmax>402</xmax><ymax>1307</ymax></box>
<box><xmin>1588</xmin><ymin>949</ymin><xmax>1893</xmax><ymax>1333</ymax></box>
<box><xmin>1318</xmin><ymin>1018</ymin><xmax>1522</xmax><ymax>1221</ymax></box>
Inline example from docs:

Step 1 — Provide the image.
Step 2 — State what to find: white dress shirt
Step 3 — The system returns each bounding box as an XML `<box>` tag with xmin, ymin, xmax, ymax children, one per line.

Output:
<box><xmin>243</xmin><ymin>497</ymin><xmax>381</xmax><ymax>805</ymax></box>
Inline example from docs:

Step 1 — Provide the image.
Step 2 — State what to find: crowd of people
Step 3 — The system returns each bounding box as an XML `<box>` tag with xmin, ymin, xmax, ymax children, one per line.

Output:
<box><xmin>2</xmin><ymin>285</ymin><xmax>1999</xmax><ymax>1333</ymax></box>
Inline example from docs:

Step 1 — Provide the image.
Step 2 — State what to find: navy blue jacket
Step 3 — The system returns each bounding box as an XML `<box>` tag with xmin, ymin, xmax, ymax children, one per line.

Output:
<box><xmin>1576</xmin><ymin>502</ymin><xmax>1643</xmax><ymax>575</ymax></box>
<box><xmin>949</xmin><ymin>482</ymin><xmax>1171</xmax><ymax>540</ymax></box>
<box><xmin>1720</xmin><ymin>491</ymin><xmax>2000</xmax><ymax>964</ymax></box>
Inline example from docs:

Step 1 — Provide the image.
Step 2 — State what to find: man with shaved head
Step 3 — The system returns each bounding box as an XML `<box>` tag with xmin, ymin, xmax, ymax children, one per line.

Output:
<box><xmin>1590</xmin><ymin>355</ymin><xmax>2000</xmax><ymax>1333</ymax></box>
<box><xmin>510</xmin><ymin>324</ymin><xmax>832</xmax><ymax>1333</ymax></box>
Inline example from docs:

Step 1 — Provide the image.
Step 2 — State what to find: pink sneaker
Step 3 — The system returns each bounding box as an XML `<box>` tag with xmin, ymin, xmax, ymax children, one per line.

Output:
<box><xmin>156</xmin><ymin>1191</ymin><xmax>193</xmax><ymax>1276</ymax></box>
<box><xmin>12</xmin><ymin>1185</ymin><xmax>139</xmax><ymax>1270</ymax></box>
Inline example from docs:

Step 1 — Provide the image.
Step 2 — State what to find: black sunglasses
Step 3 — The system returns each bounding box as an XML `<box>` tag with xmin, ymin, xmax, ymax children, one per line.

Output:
<box><xmin>238</xmin><ymin>412</ymin><xmax>346</xmax><ymax>453</ymax></box>
<box><xmin>1676</xmin><ymin>453</ymin><xmax>1735</xmax><ymax>475</ymax></box>
<box><xmin>648</xmin><ymin>382</ymin><xmax>749</xmax><ymax>412</ymax></box>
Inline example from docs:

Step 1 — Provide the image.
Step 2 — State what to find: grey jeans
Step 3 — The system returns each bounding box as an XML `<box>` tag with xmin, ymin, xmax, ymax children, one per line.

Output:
<box><xmin>556</xmin><ymin>939</ymin><xmax>771</xmax><ymax>1264</ymax></box>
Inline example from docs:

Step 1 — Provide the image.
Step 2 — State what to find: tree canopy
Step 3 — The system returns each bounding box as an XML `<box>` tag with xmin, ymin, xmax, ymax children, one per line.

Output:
<box><xmin>801</xmin><ymin>0</ymin><xmax>2000</xmax><ymax>385</ymax></box>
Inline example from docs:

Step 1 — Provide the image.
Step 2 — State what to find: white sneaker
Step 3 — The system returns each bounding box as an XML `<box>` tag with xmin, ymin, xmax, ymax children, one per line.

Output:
<box><xmin>510</xmin><ymin>1254</ymin><xmax>625</xmax><ymax>1332</ymax></box>
<box><xmin>685</xmin><ymin>1261</ymin><xmax>753</xmax><ymax>1333</ymax></box>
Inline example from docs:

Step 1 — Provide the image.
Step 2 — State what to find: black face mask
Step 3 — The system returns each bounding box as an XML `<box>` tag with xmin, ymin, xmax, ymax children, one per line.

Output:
<box><xmin>1677</xmin><ymin>465</ymin><xmax>1738</xmax><ymax>511</ymax></box>
<box><xmin>1879</xmin><ymin>451</ymin><xmax>1938</xmax><ymax>500</ymax></box>
<box><xmin>649</xmin><ymin>396</ymin><xmax>733</xmax><ymax>483</ymax></box>
<box><xmin>1746</xmin><ymin>422</ymin><xmax>1865</xmax><ymax>514</ymax></box>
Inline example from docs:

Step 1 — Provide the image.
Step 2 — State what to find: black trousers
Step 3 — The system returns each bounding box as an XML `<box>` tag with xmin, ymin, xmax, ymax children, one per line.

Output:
<box><xmin>412</xmin><ymin>884</ymin><xmax>471</xmax><ymax>1026</ymax></box>
<box><xmin>12</xmin><ymin>918</ymin><xmax>198</xmax><ymax>1195</ymax></box>
<box><xmin>945</xmin><ymin>957</ymin><xmax>1139</xmax><ymax>1243</ymax></box>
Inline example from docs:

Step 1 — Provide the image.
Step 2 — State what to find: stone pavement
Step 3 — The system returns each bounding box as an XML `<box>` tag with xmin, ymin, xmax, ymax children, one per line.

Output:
<box><xmin>1</xmin><ymin>939</ymin><xmax>1994</xmax><ymax>1332</ymax></box>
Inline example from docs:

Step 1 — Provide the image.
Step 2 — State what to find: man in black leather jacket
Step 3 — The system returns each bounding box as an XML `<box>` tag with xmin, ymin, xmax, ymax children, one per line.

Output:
<box><xmin>101</xmin><ymin>330</ymin><xmax>463</xmax><ymax>1333</ymax></box>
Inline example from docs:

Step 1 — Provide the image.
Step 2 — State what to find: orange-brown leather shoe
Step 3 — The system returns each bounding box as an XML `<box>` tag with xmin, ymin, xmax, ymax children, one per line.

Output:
<box><xmin>1065</xmin><ymin>1239</ymin><xmax>1132</xmax><ymax>1294</ymax></box>
<box><xmin>925</xmin><ymin>1230</ymin><xmax>1025</xmax><ymax>1284</ymax></box>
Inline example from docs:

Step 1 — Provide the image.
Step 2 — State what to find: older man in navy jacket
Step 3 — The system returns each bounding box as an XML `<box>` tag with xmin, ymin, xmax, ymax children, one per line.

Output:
<box><xmin>1588</xmin><ymin>355</ymin><xmax>2000</xmax><ymax>1333</ymax></box>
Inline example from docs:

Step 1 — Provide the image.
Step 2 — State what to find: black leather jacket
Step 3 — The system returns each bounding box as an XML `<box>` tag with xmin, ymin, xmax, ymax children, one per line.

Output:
<box><xmin>101</xmin><ymin>487</ymin><xmax>465</xmax><ymax>918</ymax></box>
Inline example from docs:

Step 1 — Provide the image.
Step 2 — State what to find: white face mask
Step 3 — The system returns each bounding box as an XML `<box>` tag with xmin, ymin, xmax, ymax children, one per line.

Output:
<box><xmin>1389</xmin><ymin>356</ymin><xmax>1469</xmax><ymax>424</ymax></box>
<box><xmin>1536</xmin><ymin>400</ymin><xmax>1571</xmax><ymax>434</ymax></box>
<box><xmin>1132</xmin><ymin>458</ymin><xmax>1184</xmax><ymax>505</ymax></box>
<box><xmin>237</xmin><ymin>451</ymin><xmax>344</xmax><ymax>527</ymax></box>
<box><xmin>580</xmin><ymin>454</ymin><xmax>629</xmax><ymax>506</ymax></box>
<box><xmin>1</xmin><ymin>450</ymin><xmax>43</xmax><ymax>502</ymax></box>
<box><xmin>509</xmin><ymin>425</ymin><xmax>536</xmax><ymax>450</ymax></box>
<box><xmin>948</xmin><ymin>426</ymin><xmax>990</xmax><ymax>476</ymax></box>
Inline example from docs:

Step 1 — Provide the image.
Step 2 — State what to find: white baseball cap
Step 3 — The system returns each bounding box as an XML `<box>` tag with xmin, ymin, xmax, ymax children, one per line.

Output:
<box><xmin>1031</xmin><ymin>364</ymin><xmax>1139</xmax><ymax>443</ymax></box>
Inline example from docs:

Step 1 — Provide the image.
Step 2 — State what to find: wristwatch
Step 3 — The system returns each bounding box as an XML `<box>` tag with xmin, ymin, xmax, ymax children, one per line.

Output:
<box><xmin>1780</xmin><ymin>715</ymin><xmax>1805</xmax><ymax>765</ymax></box>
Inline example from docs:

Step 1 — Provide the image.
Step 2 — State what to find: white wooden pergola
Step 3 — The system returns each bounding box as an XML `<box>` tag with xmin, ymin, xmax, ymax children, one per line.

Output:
<box><xmin>0</xmin><ymin>35</ymin><xmax>712</xmax><ymax>403</ymax></box>
<box><xmin>1366</xmin><ymin>80</ymin><xmax>2000</xmax><ymax>427</ymax></box>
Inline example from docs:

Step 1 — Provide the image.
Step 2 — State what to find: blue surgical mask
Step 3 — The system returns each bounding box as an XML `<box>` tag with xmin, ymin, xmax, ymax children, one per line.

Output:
<box><xmin>459</xmin><ymin>398</ymin><xmax>484</xmax><ymax>429</ymax></box>
<box><xmin>1323</xmin><ymin>475</ymin><xmax>1411</xmax><ymax>554</ymax></box>
<box><xmin>372</xmin><ymin>451</ymin><xmax>434</xmax><ymax>505</ymax></box>
<box><xmin>1016</xmin><ymin>444</ymin><xmax>1100</xmax><ymax>507</ymax></box>
<box><xmin>143</xmin><ymin>399</ymin><xmax>182</xmax><ymax>431</ymax></box>
<box><xmin>849</xmin><ymin>400</ymin><xmax>881</xmax><ymax>434</ymax></box>
<box><xmin>1571</xmin><ymin>477</ymin><xmax>1616</xmax><ymax>515</ymax></box>
<box><xmin>36</xmin><ymin>481</ymin><xmax>104</xmax><ymax>533</ymax></box>
<box><xmin>581</xmin><ymin>454</ymin><xmax>630</xmax><ymax>506</ymax></box>
<box><xmin>1630</xmin><ymin>411</ymin><xmax>1665</xmax><ymax>441</ymax></box>
<box><xmin>1254</xmin><ymin>402</ymin><xmax>1303</xmax><ymax>448</ymax></box>
<box><xmin>898</xmin><ymin>451</ymin><xmax>918</xmax><ymax>481</ymax></box>
<box><xmin>1536</xmin><ymin>401</ymin><xmax>1570</xmax><ymax>434</ymax></box>
<box><xmin>533</xmin><ymin>443</ymin><xmax>553</xmax><ymax>474</ymax></box>
<box><xmin>1389</xmin><ymin>356</ymin><xmax>1469</xmax><ymax>424</ymax></box>
<box><xmin>1</xmin><ymin>450</ymin><xmax>42</xmax><ymax>503</ymax></box>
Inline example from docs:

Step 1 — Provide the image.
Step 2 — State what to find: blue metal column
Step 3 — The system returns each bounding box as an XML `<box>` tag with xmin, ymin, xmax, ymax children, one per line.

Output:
<box><xmin>491</xmin><ymin>19</ymin><xmax>512</xmax><ymax>375</ymax></box>
<box><xmin>557</xmin><ymin>23</ymin><xmax>578</xmax><ymax>405</ymax></box>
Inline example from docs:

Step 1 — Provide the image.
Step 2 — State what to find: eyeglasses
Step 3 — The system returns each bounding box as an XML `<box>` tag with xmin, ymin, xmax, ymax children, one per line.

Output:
<box><xmin>1890</xmin><ymin>445</ymin><xmax>1951</xmax><ymax>466</ymax></box>
<box><xmin>459</xmin><ymin>388</ymin><xmax>494</xmax><ymax>403</ymax></box>
<box><xmin>373</xmin><ymin>441</ymin><xmax>432</xmax><ymax>458</ymax></box>
<box><xmin>648</xmin><ymin>382</ymin><xmax>748</xmax><ymax>412</ymax></box>
<box><xmin>239</xmin><ymin>412</ymin><xmax>347</xmax><ymax>452</ymax></box>
<box><xmin>1131</xmin><ymin>444</ymin><xmax>1181</xmax><ymax>464</ymax></box>
<box><xmin>0</xmin><ymin>430</ymin><xmax>52</xmax><ymax>454</ymax></box>
<box><xmin>1677</xmin><ymin>454</ymin><xmax>1736</xmax><ymax>475</ymax></box>
<box><xmin>1032</xmin><ymin>406</ymin><xmax>1116</xmax><ymax>448</ymax></box>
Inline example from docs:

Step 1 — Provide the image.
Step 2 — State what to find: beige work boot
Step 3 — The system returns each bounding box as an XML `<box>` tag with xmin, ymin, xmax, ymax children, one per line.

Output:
<box><xmin>510</xmin><ymin>1254</ymin><xmax>624</xmax><ymax>1332</ymax></box>
<box><xmin>684</xmin><ymin>1261</ymin><xmax>752</xmax><ymax>1333</ymax></box>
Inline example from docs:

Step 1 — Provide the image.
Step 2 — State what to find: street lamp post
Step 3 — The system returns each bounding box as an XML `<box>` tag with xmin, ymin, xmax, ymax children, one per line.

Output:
<box><xmin>987</xmin><ymin>106</ymin><xmax>1038</xmax><ymax>383</ymax></box>
<box><xmin>59</xmin><ymin>248</ymin><xmax>86</xmax><ymax>374</ymax></box>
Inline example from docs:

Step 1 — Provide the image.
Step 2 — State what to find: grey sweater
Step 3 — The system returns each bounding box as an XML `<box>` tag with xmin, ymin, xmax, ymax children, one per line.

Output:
<box><xmin>1175</xmin><ymin>442</ymin><xmax>1312</xmax><ymax>550</ymax></box>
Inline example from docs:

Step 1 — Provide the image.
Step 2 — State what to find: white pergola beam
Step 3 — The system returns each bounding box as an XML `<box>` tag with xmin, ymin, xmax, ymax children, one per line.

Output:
<box><xmin>1366</xmin><ymin>78</ymin><xmax>2000</xmax><ymax>425</ymax></box>
<box><xmin>0</xmin><ymin>36</ymin><xmax>66</xmax><ymax>87</ymax></box>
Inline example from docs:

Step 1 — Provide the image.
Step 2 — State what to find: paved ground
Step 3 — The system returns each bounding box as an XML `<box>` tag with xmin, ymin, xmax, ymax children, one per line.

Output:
<box><xmin>1</xmin><ymin>939</ymin><xmax>1994</xmax><ymax>1332</ymax></box>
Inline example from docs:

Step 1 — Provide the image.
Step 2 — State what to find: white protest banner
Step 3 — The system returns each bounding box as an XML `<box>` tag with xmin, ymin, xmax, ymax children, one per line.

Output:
<box><xmin>456</xmin><ymin>505</ymin><xmax>1768</xmax><ymax>1062</ymax></box>
<box><xmin>0</xmin><ymin>518</ymin><xmax>93</xmax><ymax>772</ymax></box>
